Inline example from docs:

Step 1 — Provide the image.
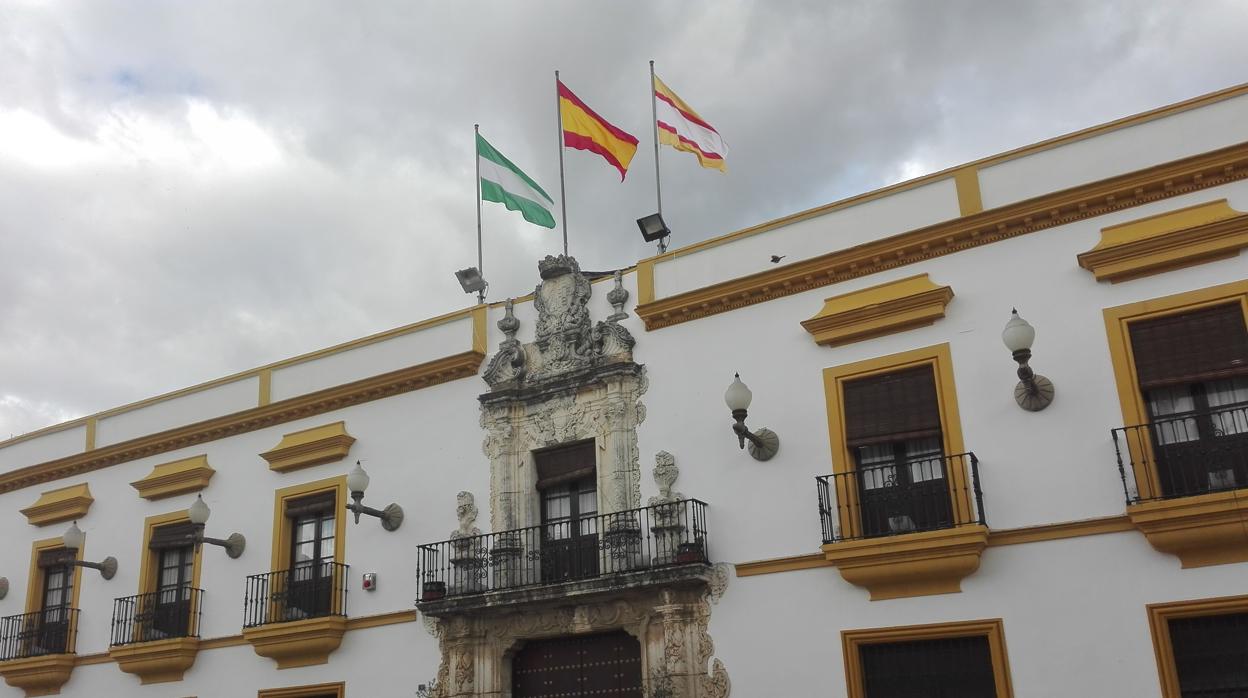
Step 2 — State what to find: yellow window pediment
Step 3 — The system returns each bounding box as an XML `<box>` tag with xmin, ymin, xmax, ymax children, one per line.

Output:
<box><xmin>1078</xmin><ymin>199</ymin><xmax>1248</xmax><ymax>283</ymax></box>
<box><xmin>801</xmin><ymin>273</ymin><xmax>954</xmax><ymax>348</ymax></box>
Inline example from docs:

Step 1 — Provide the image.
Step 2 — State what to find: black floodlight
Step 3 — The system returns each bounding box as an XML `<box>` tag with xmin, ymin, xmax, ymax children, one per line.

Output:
<box><xmin>636</xmin><ymin>213</ymin><xmax>670</xmax><ymax>243</ymax></box>
<box><xmin>455</xmin><ymin>267</ymin><xmax>487</xmax><ymax>295</ymax></box>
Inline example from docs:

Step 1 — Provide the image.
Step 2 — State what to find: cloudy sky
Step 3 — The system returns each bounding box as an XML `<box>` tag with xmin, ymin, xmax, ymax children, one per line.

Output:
<box><xmin>2</xmin><ymin>1</ymin><xmax>1247</xmax><ymax>439</ymax></box>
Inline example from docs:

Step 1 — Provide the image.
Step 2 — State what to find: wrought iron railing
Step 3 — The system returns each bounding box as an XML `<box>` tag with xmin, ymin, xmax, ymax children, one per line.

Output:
<box><xmin>1112</xmin><ymin>404</ymin><xmax>1248</xmax><ymax>504</ymax></box>
<box><xmin>110</xmin><ymin>588</ymin><xmax>203</xmax><ymax>646</ymax></box>
<box><xmin>417</xmin><ymin>499</ymin><xmax>709</xmax><ymax>600</ymax></box>
<box><xmin>0</xmin><ymin>609</ymin><xmax>79</xmax><ymax>660</ymax></box>
<box><xmin>243</xmin><ymin>561</ymin><xmax>348</xmax><ymax>628</ymax></box>
<box><xmin>816</xmin><ymin>452</ymin><xmax>985</xmax><ymax>544</ymax></box>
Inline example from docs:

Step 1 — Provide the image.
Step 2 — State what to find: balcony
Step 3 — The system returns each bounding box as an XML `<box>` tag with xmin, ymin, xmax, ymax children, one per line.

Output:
<box><xmin>1112</xmin><ymin>405</ymin><xmax>1248</xmax><ymax>568</ymax></box>
<box><xmin>108</xmin><ymin>589</ymin><xmax>202</xmax><ymax>685</ymax></box>
<box><xmin>0</xmin><ymin>609</ymin><xmax>78</xmax><ymax>696</ymax></box>
<box><xmin>416</xmin><ymin>500</ymin><xmax>710</xmax><ymax>613</ymax></box>
<box><xmin>241</xmin><ymin>562</ymin><xmax>348</xmax><ymax>669</ymax></box>
<box><xmin>816</xmin><ymin>452</ymin><xmax>989</xmax><ymax>600</ymax></box>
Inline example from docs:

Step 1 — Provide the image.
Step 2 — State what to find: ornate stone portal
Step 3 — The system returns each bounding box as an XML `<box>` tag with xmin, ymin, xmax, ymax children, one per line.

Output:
<box><xmin>422</xmin><ymin>257</ymin><xmax>729</xmax><ymax>698</ymax></box>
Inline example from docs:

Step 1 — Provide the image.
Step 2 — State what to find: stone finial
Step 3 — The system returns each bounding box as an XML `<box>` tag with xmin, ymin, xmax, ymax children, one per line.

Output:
<box><xmin>649</xmin><ymin>451</ymin><xmax>683</xmax><ymax>505</ymax></box>
<box><xmin>498</xmin><ymin>298</ymin><xmax>519</xmax><ymax>340</ymax></box>
<box><xmin>606</xmin><ymin>270</ymin><xmax>629</xmax><ymax>321</ymax></box>
<box><xmin>451</xmin><ymin>491</ymin><xmax>480</xmax><ymax>539</ymax></box>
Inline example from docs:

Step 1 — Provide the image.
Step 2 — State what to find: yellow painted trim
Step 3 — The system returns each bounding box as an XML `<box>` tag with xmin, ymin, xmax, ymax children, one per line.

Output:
<box><xmin>198</xmin><ymin>635</ymin><xmax>246</xmax><ymax>650</ymax></box>
<box><xmin>84</xmin><ymin>419</ymin><xmax>96</xmax><ymax>452</ymax></box>
<box><xmin>1101</xmin><ymin>280</ymin><xmax>1248</xmax><ymax>501</ymax></box>
<box><xmin>471</xmin><ymin>304</ymin><xmax>488</xmax><ymax>354</ymax></box>
<box><xmin>243</xmin><ymin>615</ymin><xmax>347</xmax><ymax>670</ymax></box>
<box><xmin>20</xmin><ymin>484</ymin><xmax>94</xmax><ymax>527</ymax></box>
<box><xmin>801</xmin><ymin>273</ymin><xmax>954</xmax><ymax>347</ymax></box>
<box><xmin>842</xmin><ymin>618</ymin><xmax>1013</xmax><ymax>698</ymax></box>
<box><xmin>258</xmin><ymin>369</ymin><xmax>273</xmax><ymax>407</ymax></box>
<box><xmin>734</xmin><ymin>514</ymin><xmax>1136</xmax><ymax>576</ymax></box>
<box><xmin>345</xmin><ymin>609</ymin><xmax>418</xmax><ymax>631</ymax></box>
<box><xmin>130</xmin><ymin>455</ymin><xmax>215</xmax><ymax>501</ymax></box>
<box><xmin>260</xmin><ymin>422</ymin><xmax>356</xmax><ymax>475</ymax></box>
<box><xmin>1127</xmin><ymin>490</ymin><xmax>1248</xmax><ymax>568</ymax></box>
<box><xmin>0</xmin><ymin>350</ymin><xmax>484</xmax><ymax>496</ymax></box>
<box><xmin>636</xmin><ymin>258</ymin><xmax>656</xmax><ymax>306</ymax></box>
<box><xmin>109</xmin><ymin>636</ymin><xmax>201</xmax><ymax>685</ymax></box>
<box><xmin>0</xmin><ymin>654</ymin><xmax>77</xmax><ymax>697</ymax></box>
<box><xmin>953</xmin><ymin>166</ymin><xmax>983</xmax><ymax>216</ymax></box>
<box><xmin>259</xmin><ymin>680</ymin><xmax>346</xmax><ymax>698</ymax></box>
<box><xmin>136</xmin><ymin>510</ymin><xmax>203</xmax><ymax>598</ymax></box>
<box><xmin>73</xmin><ymin>653</ymin><xmax>110</xmax><ymax>666</ymax></box>
<box><xmin>822</xmin><ymin>525</ymin><xmax>989</xmax><ymax>600</ymax></box>
<box><xmin>25</xmin><ymin>537</ymin><xmax>83</xmax><ymax>619</ymax></box>
<box><xmin>1147</xmin><ymin>593</ymin><xmax>1248</xmax><ymax>698</ymax></box>
<box><xmin>642</xmin><ymin>81</ymin><xmax>1248</xmax><ymax>265</ymax></box>
<box><xmin>270</xmin><ymin>476</ymin><xmax>347</xmax><ymax>574</ymax></box>
<box><xmin>822</xmin><ymin>343</ymin><xmax>969</xmax><ymax>536</ymax></box>
<box><xmin>1078</xmin><ymin>199</ymin><xmax>1248</xmax><ymax>282</ymax></box>
<box><xmin>636</xmin><ymin>141</ymin><xmax>1248</xmax><ymax>331</ymax></box>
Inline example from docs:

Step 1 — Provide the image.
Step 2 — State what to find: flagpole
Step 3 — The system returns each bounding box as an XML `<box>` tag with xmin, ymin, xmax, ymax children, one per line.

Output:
<box><xmin>473</xmin><ymin>124</ymin><xmax>485</xmax><ymax>304</ymax></box>
<box><xmin>649</xmin><ymin>60</ymin><xmax>666</xmax><ymax>253</ymax></box>
<box><xmin>555</xmin><ymin>70</ymin><xmax>569</xmax><ymax>257</ymax></box>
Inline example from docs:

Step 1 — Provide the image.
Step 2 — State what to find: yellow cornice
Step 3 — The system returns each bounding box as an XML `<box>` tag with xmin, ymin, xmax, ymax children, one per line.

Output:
<box><xmin>0</xmin><ymin>654</ymin><xmax>77</xmax><ymax>697</ymax></box>
<box><xmin>19</xmin><ymin>483</ymin><xmax>94</xmax><ymax>526</ymax></box>
<box><xmin>1078</xmin><ymin>199</ymin><xmax>1248</xmax><ymax>282</ymax></box>
<box><xmin>1127</xmin><ymin>489</ymin><xmax>1248</xmax><ymax>568</ymax></box>
<box><xmin>109</xmin><ymin>637</ymin><xmax>200</xmax><ymax>685</ymax></box>
<box><xmin>260</xmin><ymin>422</ymin><xmax>356</xmax><ymax>474</ymax></box>
<box><xmin>801</xmin><ymin>273</ymin><xmax>954</xmax><ymax>347</ymax></box>
<box><xmin>821</xmin><ymin>524</ymin><xmax>989</xmax><ymax>600</ymax></box>
<box><xmin>130</xmin><ymin>455</ymin><xmax>215</xmax><ymax>500</ymax></box>
<box><xmin>637</xmin><ymin>141</ymin><xmax>1248</xmax><ymax>330</ymax></box>
<box><xmin>242</xmin><ymin>615</ymin><xmax>347</xmax><ymax>670</ymax></box>
<box><xmin>0</xmin><ymin>350</ymin><xmax>483</xmax><ymax>496</ymax></box>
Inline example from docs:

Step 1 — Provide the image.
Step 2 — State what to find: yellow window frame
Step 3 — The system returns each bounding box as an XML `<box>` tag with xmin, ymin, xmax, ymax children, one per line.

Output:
<box><xmin>842</xmin><ymin>618</ymin><xmax>1014</xmax><ymax>698</ymax></box>
<box><xmin>23</xmin><ymin>537</ymin><xmax>85</xmax><ymax>654</ymax></box>
<box><xmin>822</xmin><ymin>343</ymin><xmax>970</xmax><ymax>539</ymax></box>
<box><xmin>1146</xmin><ymin>594</ymin><xmax>1248</xmax><ymax>698</ymax></box>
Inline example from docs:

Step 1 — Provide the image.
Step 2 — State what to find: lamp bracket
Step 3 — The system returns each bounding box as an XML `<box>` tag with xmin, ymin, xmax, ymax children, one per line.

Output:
<box><xmin>747</xmin><ymin>428</ymin><xmax>781</xmax><ymax>461</ymax></box>
<box><xmin>1014</xmin><ymin>374</ymin><xmax>1055</xmax><ymax>411</ymax></box>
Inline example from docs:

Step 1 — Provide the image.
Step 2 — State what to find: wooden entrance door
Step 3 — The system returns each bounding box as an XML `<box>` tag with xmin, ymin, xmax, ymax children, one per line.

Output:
<box><xmin>512</xmin><ymin>631</ymin><xmax>642</xmax><ymax>698</ymax></box>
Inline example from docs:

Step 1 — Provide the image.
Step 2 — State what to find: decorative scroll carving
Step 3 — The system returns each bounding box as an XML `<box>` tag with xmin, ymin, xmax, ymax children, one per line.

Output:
<box><xmin>482</xmin><ymin>299</ymin><xmax>526</xmax><ymax>387</ymax></box>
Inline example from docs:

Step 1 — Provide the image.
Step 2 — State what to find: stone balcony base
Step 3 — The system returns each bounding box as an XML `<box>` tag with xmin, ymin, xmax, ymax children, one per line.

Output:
<box><xmin>109</xmin><ymin>636</ymin><xmax>200</xmax><ymax>685</ymax></box>
<box><xmin>242</xmin><ymin>615</ymin><xmax>346</xmax><ymax>669</ymax></box>
<box><xmin>821</xmin><ymin>524</ymin><xmax>989</xmax><ymax>600</ymax></box>
<box><xmin>1128</xmin><ymin>489</ymin><xmax>1248</xmax><ymax>568</ymax></box>
<box><xmin>0</xmin><ymin>654</ymin><xmax>76</xmax><ymax>697</ymax></box>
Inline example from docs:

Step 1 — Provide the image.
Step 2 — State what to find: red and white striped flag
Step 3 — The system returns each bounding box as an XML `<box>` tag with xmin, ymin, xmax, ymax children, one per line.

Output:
<box><xmin>654</xmin><ymin>75</ymin><xmax>726</xmax><ymax>172</ymax></box>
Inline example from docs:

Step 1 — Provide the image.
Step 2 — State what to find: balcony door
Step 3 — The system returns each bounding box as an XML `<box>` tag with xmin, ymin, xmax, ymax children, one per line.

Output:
<box><xmin>34</xmin><ymin>549</ymin><xmax>74</xmax><ymax>655</ymax></box>
<box><xmin>535</xmin><ymin>440</ymin><xmax>599</xmax><ymax>583</ymax></box>
<box><xmin>147</xmin><ymin>522</ymin><xmax>196</xmax><ymax>640</ymax></box>
<box><xmin>1129</xmin><ymin>303</ymin><xmax>1248</xmax><ymax>497</ymax></box>
<box><xmin>844</xmin><ymin>366</ymin><xmax>951</xmax><ymax>537</ymax></box>
<box><xmin>285</xmin><ymin>491</ymin><xmax>338</xmax><ymax>619</ymax></box>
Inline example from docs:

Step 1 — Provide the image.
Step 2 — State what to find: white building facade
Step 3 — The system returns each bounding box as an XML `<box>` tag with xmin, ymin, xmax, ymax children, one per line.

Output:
<box><xmin>1</xmin><ymin>83</ymin><xmax>1247</xmax><ymax>698</ymax></box>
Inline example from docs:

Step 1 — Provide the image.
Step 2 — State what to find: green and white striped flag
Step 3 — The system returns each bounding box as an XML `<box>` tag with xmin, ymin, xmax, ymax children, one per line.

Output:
<box><xmin>477</xmin><ymin>133</ymin><xmax>556</xmax><ymax>229</ymax></box>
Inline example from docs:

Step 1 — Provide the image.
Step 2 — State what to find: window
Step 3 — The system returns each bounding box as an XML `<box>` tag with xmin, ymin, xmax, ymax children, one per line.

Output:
<box><xmin>842</xmin><ymin>619</ymin><xmax>1013</xmax><ymax>698</ymax></box>
<box><xmin>1128</xmin><ymin>303</ymin><xmax>1248</xmax><ymax>497</ymax></box>
<box><xmin>1148</xmin><ymin>594</ymin><xmax>1248</xmax><ymax>697</ymax></box>
<box><xmin>822</xmin><ymin>344</ymin><xmax>976</xmax><ymax>540</ymax></box>
<box><xmin>1104</xmin><ymin>281</ymin><xmax>1248</xmax><ymax>502</ymax></box>
<box><xmin>146</xmin><ymin>522</ymin><xmax>197</xmax><ymax>640</ymax></box>
<box><xmin>257</xmin><ymin>682</ymin><xmax>345</xmax><ymax>698</ymax></box>
<box><xmin>33</xmin><ymin>549</ymin><xmax>74</xmax><ymax>655</ymax></box>
<box><xmin>535</xmin><ymin>440</ymin><xmax>599</xmax><ymax>582</ymax></box>
<box><xmin>269</xmin><ymin>477</ymin><xmax>347</xmax><ymax>622</ymax></box>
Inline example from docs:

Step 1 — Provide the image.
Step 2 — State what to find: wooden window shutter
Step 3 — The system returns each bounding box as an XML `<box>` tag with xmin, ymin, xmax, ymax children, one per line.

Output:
<box><xmin>534</xmin><ymin>440</ymin><xmax>596</xmax><ymax>489</ymax></box>
<box><xmin>284</xmin><ymin>490</ymin><xmax>338</xmax><ymax>518</ymax></box>
<box><xmin>37</xmin><ymin>548</ymin><xmax>74</xmax><ymax>568</ymax></box>
<box><xmin>148</xmin><ymin>522</ymin><xmax>196</xmax><ymax>550</ymax></box>
<box><xmin>843</xmin><ymin>365</ymin><xmax>942</xmax><ymax>447</ymax></box>
<box><xmin>1129</xmin><ymin>303</ymin><xmax>1248</xmax><ymax>389</ymax></box>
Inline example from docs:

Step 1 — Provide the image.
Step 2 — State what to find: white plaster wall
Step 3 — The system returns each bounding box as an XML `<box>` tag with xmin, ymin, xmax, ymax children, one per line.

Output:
<box><xmin>269</xmin><ymin>314</ymin><xmax>473</xmax><ymax>402</ymax></box>
<box><xmin>979</xmin><ymin>92</ymin><xmax>1248</xmax><ymax>209</ymax></box>
<box><xmin>95</xmin><ymin>376</ymin><xmax>259</xmax><ymax>446</ymax></box>
<box><xmin>0</xmin><ymin>424</ymin><xmax>85</xmax><ymax>473</ymax></box>
<box><xmin>651</xmin><ymin>177</ymin><xmax>961</xmax><ymax>298</ymax></box>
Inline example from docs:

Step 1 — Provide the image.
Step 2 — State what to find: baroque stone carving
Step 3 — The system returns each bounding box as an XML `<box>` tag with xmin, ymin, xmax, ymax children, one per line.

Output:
<box><xmin>450</xmin><ymin>492</ymin><xmax>481</xmax><ymax>539</ymax></box>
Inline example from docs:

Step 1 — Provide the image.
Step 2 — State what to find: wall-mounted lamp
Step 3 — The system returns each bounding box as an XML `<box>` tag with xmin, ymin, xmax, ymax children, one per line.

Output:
<box><xmin>345</xmin><ymin>461</ymin><xmax>404</xmax><ymax>531</ymax></box>
<box><xmin>187</xmin><ymin>495</ymin><xmax>247</xmax><ymax>558</ymax></box>
<box><xmin>1002</xmin><ymin>309</ymin><xmax>1055</xmax><ymax>411</ymax></box>
<box><xmin>455</xmin><ymin>267</ymin><xmax>488</xmax><ymax>305</ymax></box>
<box><xmin>724</xmin><ymin>373</ymin><xmax>781</xmax><ymax>461</ymax></box>
<box><xmin>61</xmin><ymin>521</ymin><xmax>117</xmax><ymax>580</ymax></box>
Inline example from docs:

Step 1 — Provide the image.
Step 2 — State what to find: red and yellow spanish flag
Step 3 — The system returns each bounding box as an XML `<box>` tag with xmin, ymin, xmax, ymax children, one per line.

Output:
<box><xmin>558</xmin><ymin>80</ymin><xmax>639</xmax><ymax>180</ymax></box>
<box><xmin>655</xmin><ymin>75</ymin><xmax>726</xmax><ymax>172</ymax></box>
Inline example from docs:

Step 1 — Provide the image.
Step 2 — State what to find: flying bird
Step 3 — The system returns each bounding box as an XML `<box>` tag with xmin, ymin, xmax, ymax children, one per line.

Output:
<box><xmin>770</xmin><ymin>255</ymin><xmax>786</xmax><ymax>264</ymax></box>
